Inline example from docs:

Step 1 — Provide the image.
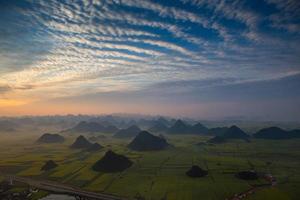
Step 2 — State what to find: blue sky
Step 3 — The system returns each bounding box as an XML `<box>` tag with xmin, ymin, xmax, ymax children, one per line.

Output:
<box><xmin>0</xmin><ymin>0</ymin><xmax>299</xmax><ymax>120</ymax></box>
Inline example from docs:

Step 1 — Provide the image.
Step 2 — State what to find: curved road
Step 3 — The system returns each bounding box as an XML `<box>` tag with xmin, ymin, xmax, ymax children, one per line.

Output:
<box><xmin>3</xmin><ymin>174</ymin><xmax>128</xmax><ymax>200</ymax></box>
<box><xmin>227</xmin><ymin>174</ymin><xmax>277</xmax><ymax>200</ymax></box>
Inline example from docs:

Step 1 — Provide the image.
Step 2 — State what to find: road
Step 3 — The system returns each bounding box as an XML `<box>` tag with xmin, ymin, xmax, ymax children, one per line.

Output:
<box><xmin>227</xmin><ymin>174</ymin><xmax>277</xmax><ymax>200</ymax></box>
<box><xmin>3</xmin><ymin>174</ymin><xmax>128</xmax><ymax>200</ymax></box>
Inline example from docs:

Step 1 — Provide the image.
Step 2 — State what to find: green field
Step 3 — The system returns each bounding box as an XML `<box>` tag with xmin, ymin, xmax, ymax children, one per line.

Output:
<box><xmin>0</xmin><ymin>133</ymin><xmax>299</xmax><ymax>200</ymax></box>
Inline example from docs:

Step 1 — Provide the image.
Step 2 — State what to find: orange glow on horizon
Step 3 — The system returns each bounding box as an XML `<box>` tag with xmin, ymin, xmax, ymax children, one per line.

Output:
<box><xmin>0</xmin><ymin>99</ymin><xmax>28</xmax><ymax>107</ymax></box>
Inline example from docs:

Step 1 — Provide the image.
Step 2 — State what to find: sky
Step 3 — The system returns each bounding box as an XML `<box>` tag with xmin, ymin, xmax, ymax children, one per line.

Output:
<box><xmin>0</xmin><ymin>0</ymin><xmax>299</xmax><ymax>120</ymax></box>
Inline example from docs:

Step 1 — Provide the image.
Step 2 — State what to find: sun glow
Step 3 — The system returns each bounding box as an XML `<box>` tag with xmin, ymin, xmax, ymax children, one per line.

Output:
<box><xmin>0</xmin><ymin>99</ymin><xmax>28</xmax><ymax>107</ymax></box>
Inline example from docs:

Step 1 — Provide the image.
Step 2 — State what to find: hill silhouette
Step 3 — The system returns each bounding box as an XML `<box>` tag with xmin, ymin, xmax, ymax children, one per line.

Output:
<box><xmin>157</xmin><ymin>117</ymin><xmax>170</xmax><ymax>126</ymax></box>
<box><xmin>92</xmin><ymin>150</ymin><xmax>133</xmax><ymax>172</ymax></box>
<box><xmin>186</xmin><ymin>165</ymin><xmax>208</xmax><ymax>177</ymax></box>
<box><xmin>207</xmin><ymin>127</ymin><xmax>228</xmax><ymax>135</ymax></box>
<box><xmin>167</xmin><ymin>120</ymin><xmax>209</xmax><ymax>134</ymax></box>
<box><xmin>222</xmin><ymin>125</ymin><xmax>249</xmax><ymax>139</ymax></box>
<box><xmin>254</xmin><ymin>127</ymin><xmax>300</xmax><ymax>139</ymax></box>
<box><xmin>128</xmin><ymin>131</ymin><xmax>169</xmax><ymax>151</ymax></box>
<box><xmin>66</xmin><ymin>121</ymin><xmax>119</xmax><ymax>133</ymax></box>
<box><xmin>113</xmin><ymin>125</ymin><xmax>141</xmax><ymax>138</ymax></box>
<box><xmin>167</xmin><ymin>120</ymin><xmax>189</xmax><ymax>134</ymax></box>
<box><xmin>70</xmin><ymin>135</ymin><xmax>92</xmax><ymax>149</ymax></box>
<box><xmin>190</xmin><ymin>123</ymin><xmax>209</xmax><ymax>134</ymax></box>
<box><xmin>36</xmin><ymin>133</ymin><xmax>65</xmax><ymax>143</ymax></box>
<box><xmin>205</xmin><ymin>126</ymin><xmax>248</xmax><ymax>143</ymax></box>
<box><xmin>289</xmin><ymin>129</ymin><xmax>300</xmax><ymax>138</ymax></box>
<box><xmin>41</xmin><ymin>160</ymin><xmax>58</xmax><ymax>171</ymax></box>
<box><xmin>148</xmin><ymin>121</ymin><xmax>169</xmax><ymax>133</ymax></box>
<box><xmin>87</xmin><ymin>143</ymin><xmax>103</xmax><ymax>152</ymax></box>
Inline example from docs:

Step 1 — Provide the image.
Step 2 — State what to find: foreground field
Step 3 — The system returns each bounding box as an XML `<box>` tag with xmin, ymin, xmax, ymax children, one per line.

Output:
<box><xmin>0</xmin><ymin>133</ymin><xmax>299</xmax><ymax>200</ymax></box>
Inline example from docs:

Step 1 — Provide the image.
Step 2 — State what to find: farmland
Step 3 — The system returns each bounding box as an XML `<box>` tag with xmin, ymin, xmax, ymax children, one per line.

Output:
<box><xmin>0</xmin><ymin>133</ymin><xmax>299</xmax><ymax>200</ymax></box>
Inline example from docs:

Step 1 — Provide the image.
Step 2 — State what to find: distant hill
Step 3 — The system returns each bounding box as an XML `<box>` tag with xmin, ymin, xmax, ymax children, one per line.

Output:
<box><xmin>167</xmin><ymin>120</ymin><xmax>209</xmax><ymax>135</ymax></box>
<box><xmin>69</xmin><ymin>121</ymin><xmax>103</xmax><ymax>132</ymax></box>
<box><xmin>186</xmin><ymin>165</ymin><xmax>208</xmax><ymax>177</ymax></box>
<box><xmin>289</xmin><ymin>129</ymin><xmax>300</xmax><ymax>138</ymax></box>
<box><xmin>87</xmin><ymin>143</ymin><xmax>103</xmax><ymax>152</ymax></box>
<box><xmin>190</xmin><ymin>123</ymin><xmax>209</xmax><ymax>134</ymax></box>
<box><xmin>113</xmin><ymin>125</ymin><xmax>141</xmax><ymax>138</ymax></box>
<box><xmin>36</xmin><ymin>133</ymin><xmax>65</xmax><ymax>143</ymax></box>
<box><xmin>128</xmin><ymin>131</ymin><xmax>169</xmax><ymax>151</ymax></box>
<box><xmin>92</xmin><ymin>150</ymin><xmax>133</xmax><ymax>172</ymax></box>
<box><xmin>157</xmin><ymin>117</ymin><xmax>170</xmax><ymax>126</ymax></box>
<box><xmin>65</xmin><ymin>121</ymin><xmax>119</xmax><ymax>133</ymax></box>
<box><xmin>205</xmin><ymin>126</ymin><xmax>249</xmax><ymax>144</ymax></box>
<box><xmin>253</xmin><ymin>127</ymin><xmax>300</xmax><ymax>139</ymax></box>
<box><xmin>167</xmin><ymin>120</ymin><xmax>189</xmax><ymax>134</ymax></box>
<box><xmin>41</xmin><ymin>160</ymin><xmax>58</xmax><ymax>171</ymax></box>
<box><xmin>70</xmin><ymin>135</ymin><xmax>92</xmax><ymax>149</ymax></box>
<box><xmin>125</xmin><ymin>120</ymin><xmax>137</xmax><ymax>128</ymax></box>
<box><xmin>148</xmin><ymin>121</ymin><xmax>169</xmax><ymax>133</ymax></box>
<box><xmin>222</xmin><ymin>125</ymin><xmax>249</xmax><ymax>139</ymax></box>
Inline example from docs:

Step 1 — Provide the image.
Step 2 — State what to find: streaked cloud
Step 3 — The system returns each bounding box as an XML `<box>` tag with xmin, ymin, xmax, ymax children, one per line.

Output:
<box><xmin>0</xmin><ymin>0</ymin><xmax>299</xmax><ymax>119</ymax></box>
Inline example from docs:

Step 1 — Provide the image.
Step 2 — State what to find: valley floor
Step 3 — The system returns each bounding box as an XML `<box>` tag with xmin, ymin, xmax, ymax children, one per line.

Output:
<box><xmin>0</xmin><ymin>133</ymin><xmax>299</xmax><ymax>200</ymax></box>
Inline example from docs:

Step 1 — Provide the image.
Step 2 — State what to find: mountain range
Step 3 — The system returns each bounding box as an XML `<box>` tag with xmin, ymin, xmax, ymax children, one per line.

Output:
<box><xmin>64</xmin><ymin>121</ymin><xmax>119</xmax><ymax>133</ymax></box>
<box><xmin>167</xmin><ymin>120</ymin><xmax>209</xmax><ymax>135</ymax></box>
<box><xmin>113</xmin><ymin>125</ymin><xmax>142</xmax><ymax>138</ymax></box>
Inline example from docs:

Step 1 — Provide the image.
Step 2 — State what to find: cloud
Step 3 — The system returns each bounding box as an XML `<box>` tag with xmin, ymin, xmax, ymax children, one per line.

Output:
<box><xmin>0</xmin><ymin>0</ymin><xmax>299</xmax><ymax>118</ymax></box>
<box><xmin>0</xmin><ymin>85</ymin><xmax>11</xmax><ymax>94</ymax></box>
<box><xmin>265</xmin><ymin>0</ymin><xmax>300</xmax><ymax>33</ymax></box>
